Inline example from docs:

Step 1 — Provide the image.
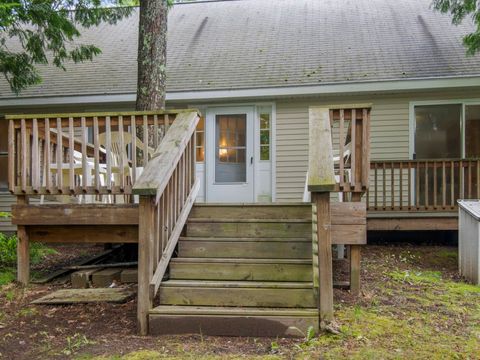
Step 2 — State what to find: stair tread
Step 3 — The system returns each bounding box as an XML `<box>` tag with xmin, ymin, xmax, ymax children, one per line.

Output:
<box><xmin>188</xmin><ymin>218</ymin><xmax>310</xmax><ymax>223</ymax></box>
<box><xmin>171</xmin><ymin>257</ymin><xmax>311</xmax><ymax>264</ymax></box>
<box><xmin>150</xmin><ymin>305</ymin><xmax>318</xmax><ymax>317</ymax></box>
<box><xmin>179</xmin><ymin>236</ymin><xmax>311</xmax><ymax>242</ymax></box>
<box><xmin>192</xmin><ymin>203</ymin><xmax>309</xmax><ymax>207</ymax></box>
<box><xmin>161</xmin><ymin>280</ymin><xmax>313</xmax><ymax>289</ymax></box>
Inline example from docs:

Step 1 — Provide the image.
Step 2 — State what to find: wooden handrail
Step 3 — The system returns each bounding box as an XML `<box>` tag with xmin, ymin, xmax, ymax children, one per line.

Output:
<box><xmin>367</xmin><ymin>158</ymin><xmax>480</xmax><ymax>212</ymax></box>
<box><xmin>132</xmin><ymin>110</ymin><xmax>200</xmax><ymax>335</ymax></box>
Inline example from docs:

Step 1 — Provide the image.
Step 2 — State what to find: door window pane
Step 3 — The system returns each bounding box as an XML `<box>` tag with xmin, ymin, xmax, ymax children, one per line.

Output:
<box><xmin>465</xmin><ymin>105</ymin><xmax>480</xmax><ymax>158</ymax></box>
<box><xmin>414</xmin><ymin>104</ymin><xmax>462</xmax><ymax>159</ymax></box>
<box><xmin>215</xmin><ymin>114</ymin><xmax>246</xmax><ymax>183</ymax></box>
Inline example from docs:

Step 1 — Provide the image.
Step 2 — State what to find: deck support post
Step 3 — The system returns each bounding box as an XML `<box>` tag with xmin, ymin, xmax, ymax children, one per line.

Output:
<box><xmin>17</xmin><ymin>195</ymin><xmax>29</xmax><ymax>286</ymax></box>
<box><xmin>350</xmin><ymin>193</ymin><xmax>362</xmax><ymax>295</ymax></box>
<box><xmin>313</xmin><ymin>192</ymin><xmax>334</xmax><ymax>328</ymax></box>
<box><xmin>137</xmin><ymin>195</ymin><xmax>155</xmax><ymax>335</ymax></box>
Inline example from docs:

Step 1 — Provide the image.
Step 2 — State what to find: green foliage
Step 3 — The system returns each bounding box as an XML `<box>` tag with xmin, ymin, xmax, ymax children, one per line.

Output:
<box><xmin>62</xmin><ymin>333</ymin><xmax>95</xmax><ymax>356</ymax></box>
<box><xmin>0</xmin><ymin>212</ymin><xmax>10</xmax><ymax>218</ymax></box>
<box><xmin>0</xmin><ymin>232</ymin><xmax>56</xmax><ymax>267</ymax></box>
<box><xmin>0</xmin><ymin>0</ymin><xmax>133</xmax><ymax>94</ymax></box>
<box><xmin>433</xmin><ymin>0</ymin><xmax>480</xmax><ymax>55</ymax></box>
<box><xmin>0</xmin><ymin>269</ymin><xmax>14</xmax><ymax>285</ymax></box>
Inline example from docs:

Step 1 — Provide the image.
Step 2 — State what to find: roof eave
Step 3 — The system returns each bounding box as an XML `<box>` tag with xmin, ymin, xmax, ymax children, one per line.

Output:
<box><xmin>1</xmin><ymin>75</ymin><xmax>480</xmax><ymax>108</ymax></box>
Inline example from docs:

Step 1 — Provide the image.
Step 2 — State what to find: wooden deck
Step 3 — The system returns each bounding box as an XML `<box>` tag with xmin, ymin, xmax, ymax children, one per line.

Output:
<box><xmin>6</xmin><ymin>107</ymin><xmax>371</xmax><ymax>336</ymax></box>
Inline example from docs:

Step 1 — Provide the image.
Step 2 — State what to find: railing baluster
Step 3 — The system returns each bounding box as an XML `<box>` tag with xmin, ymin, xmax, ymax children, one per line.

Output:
<box><xmin>105</xmin><ymin>116</ymin><xmax>112</xmax><ymax>191</ymax></box>
<box><xmin>408</xmin><ymin>161</ymin><xmax>411</xmax><ymax>210</ymax></box>
<box><xmin>81</xmin><ymin>117</ymin><xmax>88</xmax><ymax>193</ymax></box>
<box><xmin>143</xmin><ymin>115</ymin><xmax>148</xmax><ymax>167</ymax></box>
<box><xmin>450</xmin><ymin>160</ymin><xmax>454</xmax><ymax>208</ymax></box>
<box><xmin>68</xmin><ymin>117</ymin><xmax>75</xmax><ymax>193</ymax></box>
<box><xmin>8</xmin><ymin>120</ymin><xmax>15</xmax><ymax>193</ymax></box>
<box><xmin>153</xmin><ymin>114</ymin><xmax>159</xmax><ymax>150</ymax></box>
<box><xmin>55</xmin><ymin>118</ymin><xmax>63</xmax><ymax>192</ymax></box>
<box><xmin>362</xmin><ymin>109</ymin><xmax>370</xmax><ymax>188</ymax></box>
<box><xmin>351</xmin><ymin>109</ymin><xmax>356</xmax><ymax>188</ymax></box>
<box><xmin>424</xmin><ymin>160</ymin><xmax>429</xmax><ymax>210</ymax></box>
<box><xmin>433</xmin><ymin>160</ymin><xmax>437</xmax><ymax>209</ymax></box>
<box><xmin>118</xmin><ymin>116</ymin><xmax>125</xmax><ymax>191</ymax></box>
<box><xmin>391</xmin><ymin>162</ymin><xmax>394</xmax><ymax>209</ymax></box>
<box><xmin>32</xmin><ymin>118</ymin><xmax>39</xmax><ymax>193</ymax></box>
<box><xmin>382</xmin><ymin>162</ymin><xmax>386</xmax><ymax>210</ymax></box>
<box><xmin>459</xmin><ymin>160</ymin><xmax>464</xmax><ymax>200</ymax></box>
<box><xmin>468</xmin><ymin>160</ymin><xmax>472</xmax><ymax>199</ymax></box>
<box><xmin>399</xmin><ymin>161</ymin><xmax>403</xmax><ymax>210</ymax></box>
<box><xmin>442</xmin><ymin>161</ymin><xmax>446</xmax><ymax>209</ymax></box>
<box><xmin>131</xmin><ymin>115</ymin><xmax>137</xmax><ymax>184</ymax></box>
<box><xmin>93</xmin><ymin>116</ymin><xmax>100</xmax><ymax>192</ymax></box>
<box><xmin>415</xmin><ymin>161</ymin><xmax>420</xmax><ymax>209</ymax></box>
<box><xmin>339</xmin><ymin>109</ymin><xmax>345</xmax><ymax>187</ymax></box>
<box><xmin>374</xmin><ymin>162</ymin><xmax>378</xmax><ymax>210</ymax></box>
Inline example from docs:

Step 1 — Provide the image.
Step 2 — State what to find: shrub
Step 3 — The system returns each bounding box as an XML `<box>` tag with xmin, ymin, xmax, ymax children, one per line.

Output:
<box><xmin>0</xmin><ymin>232</ymin><xmax>56</xmax><ymax>267</ymax></box>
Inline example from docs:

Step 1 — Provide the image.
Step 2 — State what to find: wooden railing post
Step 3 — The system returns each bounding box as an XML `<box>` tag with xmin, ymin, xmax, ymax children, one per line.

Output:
<box><xmin>137</xmin><ymin>195</ymin><xmax>155</xmax><ymax>336</ymax></box>
<box><xmin>308</xmin><ymin>107</ymin><xmax>336</xmax><ymax>329</ymax></box>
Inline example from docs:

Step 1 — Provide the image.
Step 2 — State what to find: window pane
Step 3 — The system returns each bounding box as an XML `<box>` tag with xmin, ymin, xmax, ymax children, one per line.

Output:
<box><xmin>196</xmin><ymin>132</ymin><xmax>204</xmax><ymax>147</ymax></box>
<box><xmin>196</xmin><ymin>147</ymin><xmax>204</xmax><ymax>162</ymax></box>
<box><xmin>196</xmin><ymin>116</ymin><xmax>205</xmax><ymax>131</ymax></box>
<box><xmin>260</xmin><ymin>130</ymin><xmax>269</xmax><ymax>145</ymax></box>
<box><xmin>415</xmin><ymin>104</ymin><xmax>461</xmax><ymax>159</ymax></box>
<box><xmin>465</xmin><ymin>105</ymin><xmax>480</xmax><ymax>158</ymax></box>
<box><xmin>260</xmin><ymin>145</ymin><xmax>270</xmax><ymax>161</ymax></box>
<box><xmin>260</xmin><ymin>114</ymin><xmax>270</xmax><ymax>129</ymax></box>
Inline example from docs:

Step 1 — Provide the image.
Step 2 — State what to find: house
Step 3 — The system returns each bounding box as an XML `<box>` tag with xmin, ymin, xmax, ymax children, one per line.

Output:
<box><xmin>1</xmin><ymin>0</ymin><xmax>479</xmax><ymax>336</ymax></box>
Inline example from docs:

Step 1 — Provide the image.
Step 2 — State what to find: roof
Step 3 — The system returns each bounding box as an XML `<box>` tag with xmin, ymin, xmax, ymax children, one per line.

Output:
<box><xmin>1</xmin><ymin>0</ymin><xmax>480</xmax><ymax>100</ymax></box>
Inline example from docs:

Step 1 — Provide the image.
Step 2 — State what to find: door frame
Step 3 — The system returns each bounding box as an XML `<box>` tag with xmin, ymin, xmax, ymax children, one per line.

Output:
<box><xmin>190</xmin><ymin>102</ymin><xmax>276</xmax><ymax>203</ymax></box>
<box><xmin>205</xmin><ymin>106</ymin><xmax>255</xmax><ymax>202</ymax></box>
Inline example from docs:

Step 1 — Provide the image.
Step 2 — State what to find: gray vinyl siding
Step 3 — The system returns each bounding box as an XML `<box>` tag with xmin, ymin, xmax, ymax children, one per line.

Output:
<box><xmin>0</xmin><ymin>192</ymin><xmax>16</xmax><ymax>233</ymax></box>
<box><xmin>275</xmin><ymin>88</ymin><xmax>480</xmax><ymax>202</ymax></box>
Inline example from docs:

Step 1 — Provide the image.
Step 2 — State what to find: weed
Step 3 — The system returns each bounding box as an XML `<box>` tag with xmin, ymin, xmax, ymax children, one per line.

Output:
<box><xmin>62</xmin><ymin>333</ymin><xmax>95</xmax><ymax>356</ymax></box>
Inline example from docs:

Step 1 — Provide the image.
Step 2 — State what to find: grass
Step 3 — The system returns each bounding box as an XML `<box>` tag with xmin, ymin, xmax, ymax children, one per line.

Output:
<box><xmin>0</xmin><ymin>245</ymin><xmax>479</xmax><ymax>359</ymax></box>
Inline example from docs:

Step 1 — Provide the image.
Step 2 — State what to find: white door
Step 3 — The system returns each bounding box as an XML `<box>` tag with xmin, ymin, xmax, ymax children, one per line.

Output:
<box><xmin>206</xmin><ymin>107</ymin><xmax>254</xmax><ymax>202</ymax></box>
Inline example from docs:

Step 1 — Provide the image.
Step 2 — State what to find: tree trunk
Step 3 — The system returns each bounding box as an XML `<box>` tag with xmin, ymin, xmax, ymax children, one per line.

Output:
<box><xmin>136</xmin><ymin>0</ymin><xmax>168</xmax><ymax>111</ymax></box>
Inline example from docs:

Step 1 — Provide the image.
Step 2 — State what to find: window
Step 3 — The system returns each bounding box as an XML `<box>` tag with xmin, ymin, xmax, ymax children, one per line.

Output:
<box><xmin>414</xmin><ymin>104</ymin><xmax>462</xmax><ymax>159</ymax></box>
<box><xmin>258</xmin><ymin>109</ymin><xmax>271</xmax><ymax>161</ymax></box>
<box><xmin>0</xmin><ymin>118</ymin><xmax>7</xmax><ymax>190</ymax></box>
<box><xmin>414</xmin><ymin>102</ymin><xmax>480</xmax><ymax>159</ymax></box>
<box><xmin>196</xmin><ymin>116</ymin><xmax>205</xmax><ymax>162</ymax></box>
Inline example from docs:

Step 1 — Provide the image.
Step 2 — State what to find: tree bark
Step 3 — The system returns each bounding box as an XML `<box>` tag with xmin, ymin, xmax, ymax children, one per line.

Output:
<box><xmin>136</xmin><ymin>0</ymin><xmax>168</xmax><ymax>111</ymax></box>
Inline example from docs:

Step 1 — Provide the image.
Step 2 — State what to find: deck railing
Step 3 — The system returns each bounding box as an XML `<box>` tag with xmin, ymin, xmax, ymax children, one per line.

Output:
<box><xmin>6</xmin><ymin>111</ymin><xmax>188</xmax><ymax>196</ymax></box>
<box><xmin>330</xmin><ymin>106</ymin><xmax>370</xmax><ymax>193</ymax></box>
<box><xmin>132</xmin><ymin>110</ymin><xmax>200</xmax><ymax>335</ymax></box>
<box><xmin>367</xmin><ymin>159</ymin><xmax>480</xmax><ymax>212</ymax></box>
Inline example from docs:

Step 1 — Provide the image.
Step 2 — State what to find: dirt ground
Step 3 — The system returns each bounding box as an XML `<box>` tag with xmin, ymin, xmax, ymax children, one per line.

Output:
<box><xmin>0</xmin><ymin>244</ymin><xmax>479</xmax><ymax>360</ymax></box>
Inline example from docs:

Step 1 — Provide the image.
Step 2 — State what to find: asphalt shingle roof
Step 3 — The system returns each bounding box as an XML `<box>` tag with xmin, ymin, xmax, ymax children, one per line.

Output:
<box><xmin>1</xmin><ymin>0</ymin><xmax>480</xmax><ymax>99</ymax></box>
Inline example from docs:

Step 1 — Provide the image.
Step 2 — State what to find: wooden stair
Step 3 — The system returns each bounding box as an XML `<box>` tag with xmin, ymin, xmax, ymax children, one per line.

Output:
<box><xmin>148</xmin><ymin>203</ymin><xmax>318</xmax><ymax>337</ymax></box>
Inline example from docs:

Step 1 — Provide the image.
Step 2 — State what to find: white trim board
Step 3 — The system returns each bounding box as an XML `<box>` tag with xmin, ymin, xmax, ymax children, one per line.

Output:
<box><xmin>2</xmin><ymin>76</ymin><xmax>480</xmax><ymax>107</ymax></box>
